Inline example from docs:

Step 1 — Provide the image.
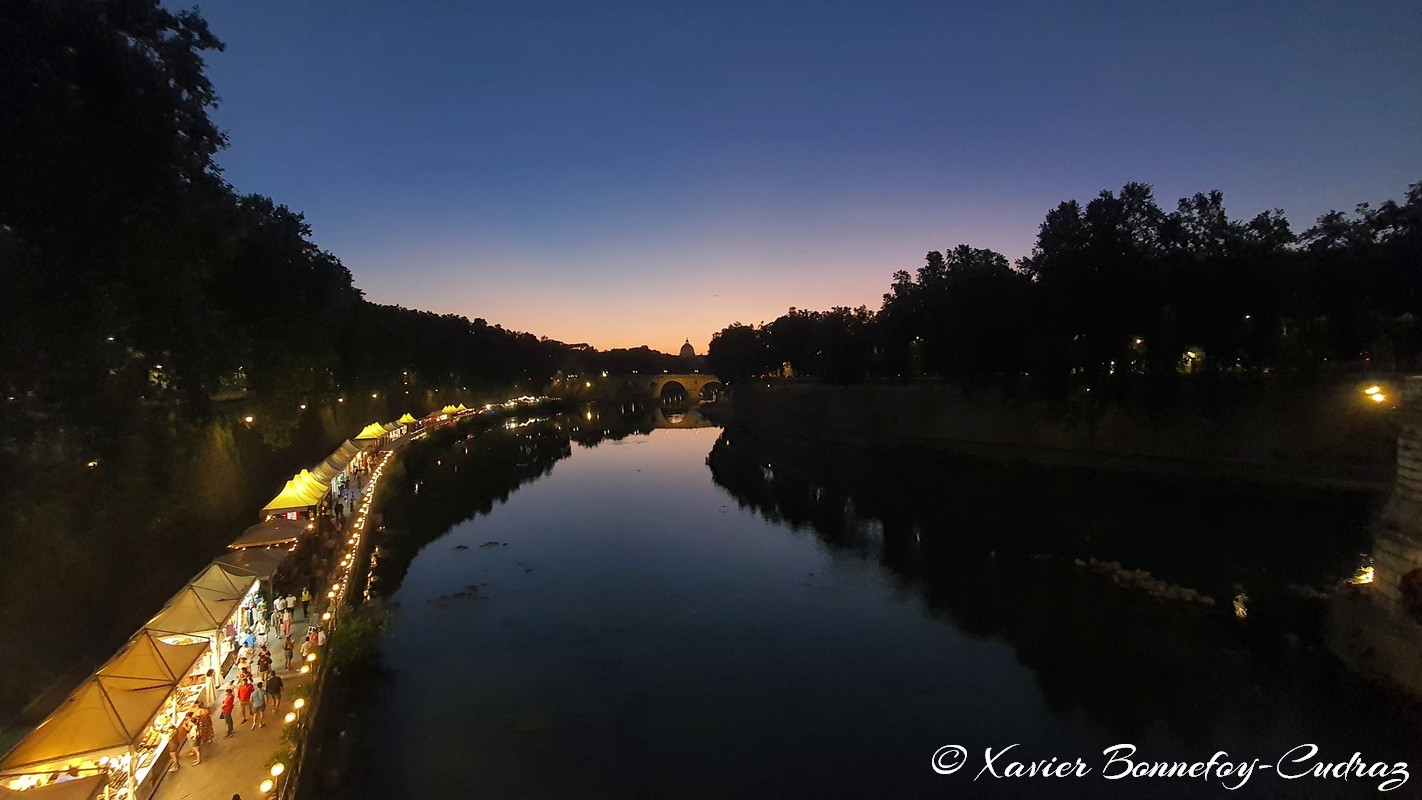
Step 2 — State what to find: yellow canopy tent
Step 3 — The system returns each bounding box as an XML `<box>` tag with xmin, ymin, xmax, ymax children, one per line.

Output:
<box><xmin>97</xmin><ymin>632</ymin><xmax>207</xmax><ymax>688</ymax></box>
<box><xmin>145</xmin><ymin>585</ymin><xmax>247</xmax><ymax>693</ymax></box>
<box><xmin>260</xmin><ymin>469</ymin><xmax>329</xmax><ymax>516</ymax></box>
<box><xmin>310</xmin><ymin>439</ymin><xmax>362</xmax><ymax>484</ymax></box>
<box><xmin>396</xmin><ymin>412</ymin><xmax>417</xmax><ymax>424</ymax></box>
<box><xmin>188</xmin><ymin>563</ymin><xmax>257</xmax><ymax>600</ymax></box>
<box><xmin>145</xmin><ymin>587</ymin><xmax>237</xmax><ymax>640</ymax></box>
<box><xmin>353</xmin><ymin>422</ymin><xmax>387</xmax><ymax>441</ymax></box>
<box><xmin>0</xmin><ymin>677</ymin><xmax>173</xmax><ymax>776</ymax></box>
<box><xmin>440</xmin><ymin>405</ymin><xmax>457</xmax><ymax>414</ymax></box>
<box><xmin>455</xmin><ymin>403</ymin><xmax>468</xmax><ymax>412</ymax></box>
<box><xmin>0</xmin><ymin>774</ymin><xmax>106</xmax><ymax>799</ymax></box>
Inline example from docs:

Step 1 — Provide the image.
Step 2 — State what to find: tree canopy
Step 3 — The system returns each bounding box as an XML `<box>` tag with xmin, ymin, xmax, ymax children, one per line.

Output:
<box><xmin>711</xmin><ymin>180</ymin><xmax>1422</xmax><ymax>394</ymax></box>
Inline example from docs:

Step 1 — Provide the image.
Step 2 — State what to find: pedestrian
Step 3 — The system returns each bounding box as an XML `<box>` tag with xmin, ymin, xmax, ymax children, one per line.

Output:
<box><xmin>219</xmin><ymin>688</ymin><xmax>236</xmax><ymax>737</ymax></box>
<box><xmin>285</xmin><ymin>592</ymin><xmax>297</xmax><ymax>620</ymax></box>
<box><xmin>301</xmin><ymin>587</ymin><xmax>311</xmax><ymax>618</ymax></box>
<box><xmin>243</xmin><ymin>629</ymin><xmax>257</xmax><ymax>651</ymax></box>
<box><xmin>266</xmin><ymin>673</ymin><xmax>284</xmax><ymax>712</ymax></box>
<box><xmin>256</xmin><ymin>617</ymin><xmax>267</xmax><ymax>640</ymax></box>
<box><xmin>282</xmin><ymin>636</ymin><xmax>294</xmax><ymax>671</ymax></box>
<box><xmin>281</xmin><ymin>607</ymin><xmax>292</xmax><ymax>638</ymax></box>
<box><xmin>181</xmin><ymin>713</ymin><xmax>201</xmax><ymax>766</ymax></box>
<box><xmin>236</xmin><ymin>678</ymin><xmax>254</xmax><ymax>724</ymax></box>
<box><xmin>165</xmin><ymin>727</ymin><xmax>182</xmax><ymax>773</ymax></box>
<box><xmin>250</xmin><ymin>682</ymin><xmax>267</xmax><ymax>729</ymax></box>
<box><xmin>299</xmin><ymin>637</ymin><xmax>313</xmax><ymax>664</ymax></box>
<box><xmin>315</xmin><ymin>626</ymin><xmax>326</xmax><ymax>647</ymax></box>
<box><xmin>257</xmin><ymin>648</ymin><xmax>272</xmax><ymax>677</ymax></box>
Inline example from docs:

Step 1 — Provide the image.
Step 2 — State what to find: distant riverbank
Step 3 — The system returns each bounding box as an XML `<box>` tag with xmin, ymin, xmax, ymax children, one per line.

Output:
<box><xmin>709</xmin><ymin>378</ymin><xmax>1399</xmax><ymax>493</ymax></box>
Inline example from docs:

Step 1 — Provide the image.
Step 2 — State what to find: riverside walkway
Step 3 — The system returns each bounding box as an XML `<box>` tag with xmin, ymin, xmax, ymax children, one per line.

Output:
<box><xmin>148</xmin><ymin>402</ymin><xmax>492</xmax><ymax>800</ymax></box>
<box><xmin>151</xmin><ymin>621</ymin><xmax>312</xmax><ymax>800</ymax></box>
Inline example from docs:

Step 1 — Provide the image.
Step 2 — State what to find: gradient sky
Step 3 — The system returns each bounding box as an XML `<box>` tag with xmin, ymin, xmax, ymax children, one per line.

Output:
<box><xmin>194</xmin><ymin>1</ymin><xmax>1422</xmax><ymax>353</ymax></box>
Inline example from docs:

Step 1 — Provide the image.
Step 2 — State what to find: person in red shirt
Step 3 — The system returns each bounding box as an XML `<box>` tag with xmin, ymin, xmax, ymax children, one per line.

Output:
<box><xmin>235</xmin><ymin>679</ymin><xmax>254</xmax><ymax>724</ymax></box>
<box><xmin>219</xmin><ymin>688</ymin><xmax>236</xmax><ymax>738</ymax></box>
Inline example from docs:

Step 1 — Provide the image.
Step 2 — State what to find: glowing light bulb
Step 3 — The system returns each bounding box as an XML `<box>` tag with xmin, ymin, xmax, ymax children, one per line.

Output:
<box><xmin>271</xmin><ymin>763</ymin><xmax>285</xmax><ymax>777</ymax></box>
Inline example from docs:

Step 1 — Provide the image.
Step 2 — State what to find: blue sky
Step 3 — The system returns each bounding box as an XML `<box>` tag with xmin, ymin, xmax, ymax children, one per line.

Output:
<box><xmin>194</xmin><ymin>0</ymin><xmax>1422</xmax><ymax>352</ymax></box>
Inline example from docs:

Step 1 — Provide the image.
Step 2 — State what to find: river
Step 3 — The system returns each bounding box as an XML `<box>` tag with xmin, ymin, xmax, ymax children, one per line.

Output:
<box><xmin>342</xmin><ymin>406</ymin><xmax>1419</xmax><ymax>799</ymax></box>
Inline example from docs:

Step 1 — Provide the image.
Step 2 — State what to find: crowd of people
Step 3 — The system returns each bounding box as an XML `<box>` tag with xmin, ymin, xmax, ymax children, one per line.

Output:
<box><xmin>171</xmin><ymin>587</ymin><xmax>327</xmax><ymax>779</ymax></box>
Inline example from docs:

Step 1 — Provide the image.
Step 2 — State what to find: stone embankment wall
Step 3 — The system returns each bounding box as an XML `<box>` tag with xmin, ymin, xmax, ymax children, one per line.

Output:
<box><xmin>1327</xmin><ymin>376</ymin><xmax>1422</xmax><ymax>700</ymax></box>
<box><xmin>721</xmin><ymin>379</ymin><xmax>1399</xmax><ymax>491</ymax></box>
<box><xmin>1371</xmin><ymin>378</ymin><xmax>1422</xmax><ymax>602</ymax></box>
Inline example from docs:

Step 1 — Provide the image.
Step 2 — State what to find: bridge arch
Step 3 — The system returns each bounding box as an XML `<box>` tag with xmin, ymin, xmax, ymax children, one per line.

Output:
<box><xmin>658</xmin><ymin>380</ymin><xmax>688</xmax><ymax>402</ymax></box>
<box><xmin>647</xmin><ymin>374</ymin><xmax>722</xmax><ymax>404</ymax></box>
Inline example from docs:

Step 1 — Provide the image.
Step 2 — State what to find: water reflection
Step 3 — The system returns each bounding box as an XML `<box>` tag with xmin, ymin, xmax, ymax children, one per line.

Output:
<box><xmin>343</xmin><ymin>414</ymin><xmax>1418</xmax><ymax>800</ymax></box>
<box><xmin>705</xmin><ymin>428</ymin><xmax>1413</xmax><ymax>762</ymax></box>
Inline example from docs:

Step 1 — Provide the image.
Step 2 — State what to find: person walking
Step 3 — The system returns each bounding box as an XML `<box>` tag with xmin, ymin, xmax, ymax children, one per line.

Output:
<box><xmin>266</xmin><ymin>673</ymin><xmax>284</xmax><ymax>712</ymax></box>
<box><xmin>236</xmin><ymin>678</ymin><xmax>254</xmax><ymax>724</ymax></box>
<box><xmin>281</xmin><ymin>606</ymin><xmax>293</xmax><ymax>638</ymax></box>
<box><xmin>219</xmin><ymin>688</ymin><xmax>236</xmax><ymax>738</ymax></box>
<box><xmin>282</xmin><ymin>636</ymin><xmax>295</xmax><ymax>671</ymax></box>
<box><xmin>299</xmin><ymin>637</ymin><xmax>314</xmax><ymax>665</ymax></box>
<box><xmin>300</xmin><ymin>587</ymin><xmax>311</xmax><ymax>618</ymax></box>
<box><xmin>285</xmin><ymin>592</ymin><xmax>297</xmax><ymax>621</ymax></box>
<box><xmin>249</xmin><ymin>683</ymin><xmax>267</xmax><ymax>729</ymax></box>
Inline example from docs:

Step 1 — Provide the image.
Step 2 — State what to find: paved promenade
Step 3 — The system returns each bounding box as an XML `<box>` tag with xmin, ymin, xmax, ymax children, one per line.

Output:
<box><xmin>152</xmin><ymin>616</ymin><xmax>314</xmax><ymax>800</ymax></box>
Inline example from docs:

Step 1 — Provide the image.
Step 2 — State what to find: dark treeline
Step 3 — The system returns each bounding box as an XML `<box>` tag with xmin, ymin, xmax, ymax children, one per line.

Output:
<box><xmin>709</xmin><ymin>182</ymin><xmax>1422</xmax><ymax>398</ymax></box>
<box><xmin>0</xmin><ymin>0</ymin><xmax>675</xmax><ymax>727</ymax></box>
<box><xmin>0</xmin><ymin>0</ymin><xmax>677</xmax><ymax>454</ymax></box>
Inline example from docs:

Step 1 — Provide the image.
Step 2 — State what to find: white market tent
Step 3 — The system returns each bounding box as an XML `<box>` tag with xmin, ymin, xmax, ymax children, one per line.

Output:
<box><xmin>229</xmin><ymin>519</ymin><xmax>308</xmax><ymax>550</ymax></box>
<box><xmin>309</xmin><ymin>440</ymin><xmax>361</xmax><ymax>485</ymax></box>
<box><xmin>214</xmin><ymin>548</ymin><xmax>289</xmax><ymax>582</ymax></box>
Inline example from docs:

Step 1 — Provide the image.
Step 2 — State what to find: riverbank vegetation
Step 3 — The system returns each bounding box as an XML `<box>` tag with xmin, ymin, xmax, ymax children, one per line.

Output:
<box><xmin>708</xmin><ymin>182</ymin><xmax>1422</xmax><ymax>402</ymax></box>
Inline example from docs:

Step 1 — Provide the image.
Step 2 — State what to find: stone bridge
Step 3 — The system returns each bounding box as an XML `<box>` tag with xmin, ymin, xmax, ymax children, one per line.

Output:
<box><xmin>647</xmin><ymin>373</ymin><xmax>724</xmax><ymax>403</ymax></box>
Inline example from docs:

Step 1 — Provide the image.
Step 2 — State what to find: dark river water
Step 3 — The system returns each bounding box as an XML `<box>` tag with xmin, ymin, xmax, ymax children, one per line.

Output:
<box><xmin>349</xmin><ymin>407</ymin><xmax>1420</xmax><ymax>799</ymax></box>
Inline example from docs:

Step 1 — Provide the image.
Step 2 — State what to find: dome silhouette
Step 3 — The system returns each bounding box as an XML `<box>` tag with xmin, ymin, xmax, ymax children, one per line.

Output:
<box><xmin>679</xmin><ymin>339</ymin><xmax>695</xmax><ymax>358</ymax></box>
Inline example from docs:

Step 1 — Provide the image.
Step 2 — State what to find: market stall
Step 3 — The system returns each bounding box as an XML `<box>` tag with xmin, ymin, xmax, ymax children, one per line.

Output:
<box><xmin>228</xmin><ymin>519</ymin><xmax>309</xmax><ymax>550</ymax></box>
<box><xmin>0</xmin><ymin>632</ymin><xmax>205</xmax><ymax>800</ymax></box>
<box><xmin>0</xmin><ymin>774</ymin><xmax>106</xmax><ymax>799</ymax></box>
<box><xmin>186</xmin><ymin>564</ymin><xmax>255</xmax><ymax>599</ymax></box>
<box><xmin>309</xmin><ymin>439</ymin><xmax>361</xmax><ymax>486</ymax></box>
<box><xmin>213</xmin><ymin>549</ymin><xmax>289</xmax><ymax>583</ymax></box>
<box><xmin>259</xmin><ymin>470</ymin><xmax>328</xmax><ymax>520</ymax></box>
<box><xmin>352</xmin><ymin>422</ymin><xmax>388</xmax><ymax>446</ymax></box>
<box><xmin>143</xmin><ymin>579</ymin><xmax>257</xmax><ymax>681</ymax></box>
